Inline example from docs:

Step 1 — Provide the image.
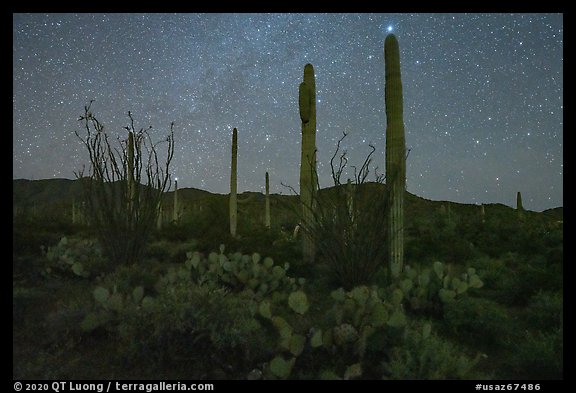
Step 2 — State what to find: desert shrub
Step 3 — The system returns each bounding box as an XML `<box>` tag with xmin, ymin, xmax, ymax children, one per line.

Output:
<box><xmin>155</xmin><ymin>221</ymin><xmax>190</xmax><ymax>242</ymax></box>
<box><xmin>523</xmin><ymin>290</ymin><xmax>563</xmax><ymax>332</ymax></box>
<box><xmin>145</xmin><ymin>239</ymin><xmax>198</xmax><ymax>264</ymax></box>
<box><xmin>131</xmin><ymin>283</ymin><xmax>270</xmax><ymax>374</ymax></box>
<box><xmin>227</xmin><ymin>226</ymin><xmax>284</xmax><ymax>258</ymax></box>
<box><xmin>544</xmin><ymin>245</ymin><xmax>563</xmax><ymax>266</ymax></box>
<box><xmin>509</xmin><ymin>326</ymin><xmax>563</xmax><ymax>380</ymax></box>
<box><xmin>475</xmin><ymin>253</ymin><xmax>561</xmax><ymax>307</ymax></box>
<box><xmin>185</xmin><ymin>198</ymin><xmax>232</xmax><ymax>252</ymax></box>
<box><xmin>13</xmin><ymin>221</ymin><xmax>64</xmax><ymax>258</ymax></box>
<box><xmin>469</xmin><ymin>256</ymin><xmax>508</xmax><ymax>289</ymax></box>
<box><xmin>282</xmin><ymin>133</ymin><xmax>391</xmax><ymax>290</ymax></box>
<box><xmin>382</xmin><ymin>320</ymin><xmax>486</xmax><ymax>380</ymax></box>
<box><xmin>305</xmin><ymin>182</ymin><xmax>389</xmax><ymax>289</ymax></box>
<box><xmin>98</xmin><ymin>262</ymin><xmax>161</xmax><ymax>294</ymax></box>
<box><xmin>81</xmin><ymin>268</ymin><xmax>272</xmax><ymax>378</ymax></box>
<box><xmin>13</xmin><ymin>284</ymin><xmax>45</xmax><ymax>329</ymax></box>
<box><xmin>443</xmin><ymin>296</ymin><xmax>515</xmax><ymax>349</ymax></box>
<box><xmin>504</xmin><ymin>254</ymin><xmax>562</xmax><ymax>306</ymax></box>
<box><xmin>470</xmin><ymin>256</ymin><xmax>517</xmax><ymax>303</ymax></box>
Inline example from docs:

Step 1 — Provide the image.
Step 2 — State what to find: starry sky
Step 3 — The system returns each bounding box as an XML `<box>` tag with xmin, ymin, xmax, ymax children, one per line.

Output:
<box><xmin>13</xmin><ymin>13</ymin><xmax>563</xmax><ymax>212</ymax></box>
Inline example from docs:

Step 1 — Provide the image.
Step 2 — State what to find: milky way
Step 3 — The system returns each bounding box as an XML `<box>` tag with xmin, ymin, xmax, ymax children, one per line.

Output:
<box><xmin>13</xmin><ymin>13</ymin><xmax>563</xmax><ymax>211</ymax></box>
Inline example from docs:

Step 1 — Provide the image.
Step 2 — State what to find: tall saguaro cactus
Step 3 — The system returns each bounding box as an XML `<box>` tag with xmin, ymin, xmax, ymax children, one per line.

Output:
<box><xmin>299</xmin><ymin>63</ymin><xmax>318</xmax><ymax>263</ymax></box>
<box><xmin>385</xmin><ymin>34</ymin><xmax>406</xmax><ymax>279</ymax></box>
<box><xmin>172</xmin><ymin>179</ymin><xmax>180</xmax><ymax>222</ymax></box>
<box><xmin>127</xmin><ymin>131</ymin><xmax>135</xmax><ymax>214</ymax></box>
<box><xmin>265</xmin><ymin>171</ymin><xmax>271</xmax><ymax>229</ymax></box>
<box><xmin>230</xmin><ymin>127</ymin><xmax>238</xmax><ymax>237</ymax></box>
<box><xmin>516</xmin><ymin>191</ymin><xmax>524</xmax><ymax>219</ymax></box>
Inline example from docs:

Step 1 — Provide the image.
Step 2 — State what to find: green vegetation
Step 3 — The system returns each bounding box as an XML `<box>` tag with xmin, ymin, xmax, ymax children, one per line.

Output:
<box><xmin>13</xmin><ymin>33</ymin><xmax>561</xmax><ymax>380</ymax></box>
<box><xmin>13</xmin><ymin>185</ymin><xmax>562</xmax><ymax>379</ymax></box>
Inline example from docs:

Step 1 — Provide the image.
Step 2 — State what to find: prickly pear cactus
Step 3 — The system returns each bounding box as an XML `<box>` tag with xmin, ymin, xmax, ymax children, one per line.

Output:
<box><xmin>45</xmin><ymin>236</ymin><xmax>105</xmax><ymax>278</ymax></box>
<box><xmin>392</xmin><ymin>261</ymin><xmax>484</xmax><ymax>314</ymax></box>
<box><xmin>333</xmin><ymin>323</ymin><xmax>359</xmax><ymax>345</ymax></box>
<box><xmin>184</xmin><ymin>248</ymin><xmax>302</xmax><ymax>297</ymax></box>
<box><xmin>288</xmin><ymin>290</ymin><xmax>309</xmax><ymax>315</ymax></box>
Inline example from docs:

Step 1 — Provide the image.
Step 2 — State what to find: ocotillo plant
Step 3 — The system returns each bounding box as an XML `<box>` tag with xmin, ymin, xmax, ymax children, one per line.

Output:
<box><xmin>299</xmin><ymin>63</ymin><xmax>318</xmax><ymax>263</ymax></box>
<box><xmin>346</xmin><ymin>178</ymin><xmax>354</xmax><ymax>223</ymax></box>
<box><xmin>480</xmin><ymin>204</ymin><xmax>486</xmax><ymax>224</ymax></box>
<box><xmin>75</xmin><ymin>103</ymin><xmax>174</xmax><ymax>266</ymax></box>
<box><xmin>230</xmin><ymin>127</ymin><xmax>238</xmax><ymax>237</ymax></box>
<box><xmin>385</xmin><ymin>34</ymin><xmax>406</xmax><ymax>279</ymax></box>
<box><xmin>157</xmin><ymin>201</ymin><xmax>163</xmax><ymax>230</ymax></box>
<box><xmin>265</xmin><ymin>171</ymin><xmax>271</xmax><ymax>229</ymax></box>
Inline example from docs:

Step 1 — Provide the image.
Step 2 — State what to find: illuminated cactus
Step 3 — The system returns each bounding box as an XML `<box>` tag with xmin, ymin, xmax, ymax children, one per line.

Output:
<box><xmin>127</xmin><ymin>131</ymin><xmax>135</xmax><ymax>214</ymax></box>
<box><xmin>265</xmin><ymin>171</ymin><xmax>271</xmax><ymax>229</ymax></box>
<box><xmin>385</xmin><ymin>34</ymin><xmax>406</xmax><ymax>278</ymax></box>
<box><xmin>299</xmin><ymin>63</ymin><xmax>317</xmax><ymax>263</ymax></box>
<box><xmin>173</xmin><ymin>179</ymin><xmax>179</xmax><ymax>223</ymax></box>
<box><xmin>230</xmin><ymin>128</ymin><xmax>238</xmax><ymax>237</ymax></box>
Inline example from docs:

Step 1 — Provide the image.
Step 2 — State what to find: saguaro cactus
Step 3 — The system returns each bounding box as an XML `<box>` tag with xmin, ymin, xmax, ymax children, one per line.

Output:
<box><xmin>385</xmin><ymin>34</ymin><xmax>406</xmax><ymax>278</ymax></box>
<box><xmin>299</xmin><ymin>63</ymin><xmax>317</xmax><ymax>263</ymax></box>
<box><xmin>173</xmin><ymin>179</ymin><xmax>179</xmax><ymax>223</ymax></box>
<box><xmin>516</xmin><ymin>191</ymin><xmax>524</xmax><ymax>219</ymax></box>
<box><xmin>127</xmin><ymin>131</ymin><xmax>135</xmax><ymax>213</ymax></box>
<box><xmin>265</xmin><ymin>171</ymin><xmax>271</xmax><ymax>229</ymax></box>
<box><xmin>230</xmin><ymin>127</ymin><xmax>238</xmax><ymax>237</ymax></box>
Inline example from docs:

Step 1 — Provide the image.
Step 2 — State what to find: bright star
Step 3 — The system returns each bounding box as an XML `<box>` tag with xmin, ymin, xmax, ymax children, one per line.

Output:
<box><xmin>387</xmin><ymin>25</ymin><xmax>393</xmax><ymax>32</ymax></box>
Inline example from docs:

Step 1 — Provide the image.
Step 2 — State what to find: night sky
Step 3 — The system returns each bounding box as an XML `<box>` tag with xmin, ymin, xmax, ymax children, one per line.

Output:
<box><xmin>13</xmin><ymin>13</ymin><xmax>563</xmax><ymax>212</ymax></box>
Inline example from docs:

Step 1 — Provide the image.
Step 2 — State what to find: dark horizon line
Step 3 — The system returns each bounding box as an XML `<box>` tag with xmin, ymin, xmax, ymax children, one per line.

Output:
<box><xmin>12</xmin><ymin>176</ymin><xmax>563</xmax><ymax>213</ymax></box>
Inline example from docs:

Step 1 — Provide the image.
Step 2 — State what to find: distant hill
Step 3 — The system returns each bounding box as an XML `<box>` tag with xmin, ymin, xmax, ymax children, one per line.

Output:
<box><xmin>12</xmin><ymin>178</ymin><xmax>563</xmax><ymax>230</ymax></box>
<box><xmin>541</xmin><ymin>207</ymin><xmax>563</xmax><ymax>221</ymax></box>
